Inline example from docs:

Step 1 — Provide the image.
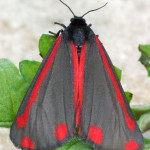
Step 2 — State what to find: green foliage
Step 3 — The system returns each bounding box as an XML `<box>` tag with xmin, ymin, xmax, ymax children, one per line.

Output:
<box><xmin>57</xmin><ymin>138</ymin><xmax>94</xmax><ymax>150</ymax></box>
<box><xmin>139</xmin><ymin>44</ymin><xmax>150</xmax><ymax>76</ymax></box>
<box><xmin>39</xmin><ymin>34</ymin><xmax>57</xmax><ymax>57</ymax></box>
<box><xmin>131</xmin><ymin>103</ymin><xmax>150</xmax><ymax>120</ymax></box>
<box><xmin>114</xmin><ymin>65</ymin><xmax>122</xmax><ymax>80</ymax></box>
<box><xmin>131</xmin><ymin>104</ymin><xmax>150</xmax><ymax>133</ymax></box>
<box><xmin>0</xmin><ymin>59</ymin><xmax>29</xmax><ymax>127</ymax></box>
<box><xmin>19</xmin><ymin>60</ymin><xmax>41</xmax><ymax>84</ymax></box>
<box><xmin>138</xmin><ymin>112</ymin><xmax>150</xmax><ymax>133</ymax></box>
<box><xmin>143</xmin><ymin>138</ymin><xmax>150</xmax><ymax>150</ymax></box>
<box><xmin>125</xmin><ymin>91</ymin><xmax>133</xmax><ymax>103</ymax></box>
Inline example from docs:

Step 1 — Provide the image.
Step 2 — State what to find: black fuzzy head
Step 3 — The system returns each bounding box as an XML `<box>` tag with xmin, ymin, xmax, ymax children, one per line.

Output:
<box><xmin>70</xmin><ymin>17</ymin><xmax>86</xmax><ymax>26</ymax></box>
<box><xmin>67</xmin><ymin>16</ymin><xmax>89</xmax><ymax>54</ymax></box>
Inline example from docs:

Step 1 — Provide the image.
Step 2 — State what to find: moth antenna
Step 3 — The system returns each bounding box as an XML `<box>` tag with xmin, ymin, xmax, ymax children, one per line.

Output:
<box><xmin>59</xmin><ymin>0</ymin><xmax>76</xmax><ymax>17</ymax></box>
<box><xmin>81</xmin><ymin>2</ymin><xmax>108</xmax><ymax>18</ymax></box>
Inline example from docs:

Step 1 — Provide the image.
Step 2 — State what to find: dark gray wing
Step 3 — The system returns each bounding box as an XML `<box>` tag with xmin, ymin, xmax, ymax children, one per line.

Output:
<box><xmin>80</xmin><ymin>34</ymin><xmax>144</xmax><ymax>150</ymax></box>
<box><xmin>10</xmin><ymin>33</ymin><xmax>75</xmax><ymax>150</ymax></box>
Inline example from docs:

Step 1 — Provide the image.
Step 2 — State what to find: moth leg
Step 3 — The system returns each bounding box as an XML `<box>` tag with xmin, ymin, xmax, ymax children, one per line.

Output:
<box><xmin>40</xmin><ymin>29</ymin><xmax>63</xmax><ymax>58</ymax></box>
<box><xmin>39</xmin><ymin>53</ymin><xmax>43</xmax><ymax>58</ymax></box>
<box><xmin>54</xmin><ymin>22</ymin><xmax>66</xmax><ymax>29</ymax></box>
<box><xmin>88</xmin><ymin>24</ymin><xmax>92</xmax><ymax>27</ymax></box>
<box><xmin>49</xmin><ymin>29</ymin><xmax>64</xmax><ymax>37</ymax></box>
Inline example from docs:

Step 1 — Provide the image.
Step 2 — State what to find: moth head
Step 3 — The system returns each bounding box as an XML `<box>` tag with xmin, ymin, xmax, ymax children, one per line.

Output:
<box><xmin>70</xmin><ymin>17</ymin><xmax>86</xmax><ymax>26</ymax></box>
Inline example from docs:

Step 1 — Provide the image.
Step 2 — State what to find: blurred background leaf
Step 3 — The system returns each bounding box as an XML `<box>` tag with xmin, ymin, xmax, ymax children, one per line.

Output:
<box><xmin>131</xmin><ymin>103</ymin><xmax>150</xmax><ymax>120</ymax></box>
<box><xmin>19</xmin><ymin>60</ymin><xmax>41</xmax><ymax>84</ymax></box>
<box><xmin>114</xmin><ymin>65</ymin><xmax>122</xmax><ymax>81</ymax></box>
<box><xmin>143</xmin><ymin>138</ymin><xmax>150</xmax><ymax>150</ymax></box>
<box><xmin>39</xmin><ymin>34</ymin><xmax>57</xmax><ymax>57</ymax></box>
<box><xmin>125</xmin><ymin>91</ymin><xmax>133</xmax><ymax>104</ymax></box>
<box><xmin>139</xmin><ymin>44</ymin><xmax>150</xmax><ymax>76</ymax></box>
<box><xmin>0</xmin><ymin>59</ymin><xmax>29</xmax><ymax>127</ymax></box>
<box><xmin>138</xmin><ymin>112</ymin><xmax>150</xmax><ymax>133</ymax></box>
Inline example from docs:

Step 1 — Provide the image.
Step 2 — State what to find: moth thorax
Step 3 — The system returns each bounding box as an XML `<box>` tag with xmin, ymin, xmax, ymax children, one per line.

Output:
<box><xmin>72</xmin><ymin>28</ymin><xmax>86</xmax><ymax>57</ymax></box>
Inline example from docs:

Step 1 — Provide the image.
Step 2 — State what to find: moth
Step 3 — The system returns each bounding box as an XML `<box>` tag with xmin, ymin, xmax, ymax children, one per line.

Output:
<box><xmin>10</xmin><ymin>0</ymin><xmax>144</xmax><ymax>150</ymax></box>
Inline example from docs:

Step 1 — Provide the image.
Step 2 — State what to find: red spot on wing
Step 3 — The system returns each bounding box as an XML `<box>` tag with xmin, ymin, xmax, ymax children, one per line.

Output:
<box><xmin>88</xmin><ymin>125</ymin><xmax>103</xmax><ymax>144</ymax></box>
<box><xmin>21</xmin><ymin>136</ymin><xmax>35</xmax><ymax>149</ymax></box>
<box><xmin>125</xmin><ymin>140</ymin><xmax>140</xmax><ymax>150</ymax></box>
<box><xmin>95</xmin><ymin>35</ymin><xmax>135</xmax><ymax>130</ymax></box>
<box><xmin>55</xmin><ymin>123</ymin><xmax>68</xmax><ymax>141</ymax></box>
<box><xmin>71</xmin><ymin>42</ymin><xmax>86</xmax><ymax>126</ymax></box>
<box><xmin>16</xmin><ymin>36</ymin><xmax>62</xmax><ymax>128</ymax></box>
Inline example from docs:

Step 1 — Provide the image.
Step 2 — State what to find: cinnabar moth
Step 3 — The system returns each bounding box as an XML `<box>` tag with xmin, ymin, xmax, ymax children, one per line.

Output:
<box><xmin>10</xmin><ymin>0</ymin><xmax>144</xmax><ymax>150</ymax></box>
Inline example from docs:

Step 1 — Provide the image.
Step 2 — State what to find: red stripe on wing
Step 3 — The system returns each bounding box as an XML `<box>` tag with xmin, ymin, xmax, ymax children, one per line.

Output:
<box><xmin>71</xmin><ymin>42</ymin><xmax>86</xmax><ymax>126</ymax></box>
<box><xmin>95</xmin><ymin>35</ymin><xmax>135</xmax><ymax>130</ymax></box>
<box><xmin>16</xmin><ymin>35</ymin><xmax>62</xmax><ymax>128</ymax></box>
<box><xmin>79</xmin><ymin>42</ymin><xmax>86</xmax><ymax>111</ymax></box>
<box><xmin>71</xmin><ymin>41</ymin><xmax>79</xmax><ymax>110</ymax></box>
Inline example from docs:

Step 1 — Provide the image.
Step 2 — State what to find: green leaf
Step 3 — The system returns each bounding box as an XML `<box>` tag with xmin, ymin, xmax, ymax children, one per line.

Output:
<box><xmin>143</xmin><ymin>138</ymin><xmax>150</xmax><ymax>150</ymax></box>
<box><xmin>114</xmin><ymin>65</ymin><xmax>122</xmax><ymax>80</ymax></box>
<box><xmin>39</xmin><ymin>34</ymin><xmax>57</xmax><ymax>57</ymax></box>
<box><xmin>144</xmin><ymin>137</ymin><xmax>150</xmax><ymax>145</ymax></box>
<box><xmin>56</xmin><ymin>138</ymin><xmax>83</xmax><ymax>150</ymax></box>
<box><xmin>19</xmin><ymin>60</ymin><xmax>41</xmax><ymax>84</ymax></box>
<box><xmin>131</xmin><ymin>103</ymin><xmax>150</xmax><ymax>120</ymax></box>
<box><xmin>0</xmin><ymin>122</ymin><xmax>12</xmax><ymax>127</ymax></box>
<box><xmin>57</xmin><ymin>138</ymin><xmax>94</xmax><ymax>150</ymax></box>
<box><xmin>0</xmin><ymin>58</ymin><xmax>29</xmax><ymax>127</ymax></box>
<box><xmin>139</xmin><ymin>44</ymin><xmax>150</xmax><ymax>76</ymax></box>
<box><xmin>124</xmin><ymin>91</ymin><xmax>133</xmax><ymax>103</ymax></box>
<box><xmin>69</xmin><ymin>142</ymin><xmax>94</xmax><ymax>150</ymax></box>
<box><xmin>138</xmin><ymin>112</ymin><xmax>150</xmax><ymax>132</ymax></box>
